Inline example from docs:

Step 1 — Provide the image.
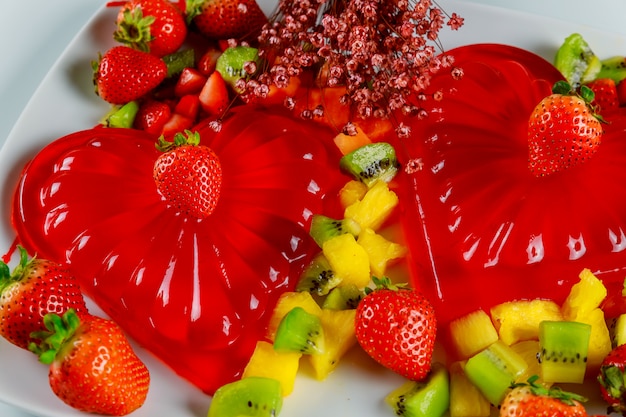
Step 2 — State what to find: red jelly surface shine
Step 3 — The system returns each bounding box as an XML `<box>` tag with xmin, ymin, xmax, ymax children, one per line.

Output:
<box><xmin>11</xmin><ymin>105</ymin><xmax>346</xmax><ymax>394</ymax></box>
<box><xmin>396</xmin><ymin>44</ymin><xmax>626</xmax><ymax>326</ymax></box>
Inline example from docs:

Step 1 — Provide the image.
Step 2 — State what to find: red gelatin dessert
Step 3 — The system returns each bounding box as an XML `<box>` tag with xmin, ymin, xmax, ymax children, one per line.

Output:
<box><xmin>396</xmin><ymin>44</ymin><xmax>626</xmax><ymax>326</ymax></box>
<box><xmin>11</xmin><ymin>105</ymin><xmax>346</xmax><ymax>394</ymax></box>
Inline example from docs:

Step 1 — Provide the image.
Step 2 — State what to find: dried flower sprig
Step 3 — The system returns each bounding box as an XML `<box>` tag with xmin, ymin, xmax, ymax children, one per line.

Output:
<box><xmin>237</xmin><ymin>0</ymin><xmax>464</xmax><ymax>138</ymax></box>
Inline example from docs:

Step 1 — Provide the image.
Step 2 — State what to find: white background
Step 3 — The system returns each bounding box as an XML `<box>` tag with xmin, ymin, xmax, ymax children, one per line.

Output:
<box><xmin>1</xmin><ymin>0</ymin><xmax>626</xmax><ymax>416</ymax></box>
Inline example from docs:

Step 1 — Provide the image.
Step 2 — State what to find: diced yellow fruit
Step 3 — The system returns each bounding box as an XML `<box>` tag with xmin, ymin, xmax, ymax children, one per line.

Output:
<box><xmin>339</xmin><ymin>180</ymin><xmax>368</xmax><ymax>209</ymax></box>
<box><xmin>449</xmin><ymin>309</ymin><xmax>499</xmax><ymax>359</ymax></box>
<box><xmin>344</xmin><ymin>180</ymin><xmax>398</xmax><ymax>231</ymax></box>
<box><xmin>578</xmin><ymin>307</ymin><xmax>612</xmax><ymax>372</ymax></box>
<box><xmin>614</xmin><ymin>314</ymin><xmax>626</xmax><ymax>346</ymax></box>
<box><xmin>308</xmin><ymin>309</ymin><xmax>357</xmax><ymax>380</ymax></box>
<box><xmin>332</xmin><ymin>125</ymin><xmax>372</xmax><ymax>155</ymax></box>
<box><xmin>322</xmin><ymin>234</ymin><xmax>371</xmax><ymax>288</ymax></box>
<box><xmin>242</xmin><ymin>341</ymin><xmax>302</xmax><ymax>396</ymax></box>
<box><xmin>490</xmin><ymin>299</ymin><xmax>563</xmax><ymax>345</ymax></box>
<box><xmin>267</xmin><ymin>291</ymin><xmax>322</xmax><ymax>341</ymax></box>
<box><xmin>357</xmin><ymin>228</ymin><xmax>408</xmax><ymax>277</ymax></box>
<box><xmin>448</xmin><ymin>361</ymin><xmax>491</xmax><ymax>417</ymax></box>
<box><xmin>508</xmin><ymin>340</ymin><xmax>548</xmax><ymax>386</ymax></box>
<box><xmin>562</xmin><ymin>268</ymin><xmax>607</xmax><ymax>320</ymax></box>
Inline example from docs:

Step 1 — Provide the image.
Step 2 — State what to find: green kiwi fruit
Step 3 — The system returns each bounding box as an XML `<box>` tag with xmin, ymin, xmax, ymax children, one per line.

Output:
<box><xmin>273</xmin><ymin>306</ymin><xmax>325</xmax><ymax>355</ymax></box>
<box><xmin>597</xmin><ymin>56</ymin><xmax>626</xmax><ymax>83</ymax></box>
<box><xmin>385</xmin><ymin>362</ymin><xmax>450</xmax><ymax>417</ymax></box>
<box><xmin>464</xmin><ymin>340</ymin><xmax>528</xmax><ymax>406</ymax></box>
<box><xmin>216</xmin><ymin>46</ymin><xmax>260</xmax><ymax>91</ymax></box>
<box><xmin>538</xmin><ymin>320</ymin><xmax>591</xmax><ymax>384</ymax></box>
<box><xmin>104</xmin><ymin>101</ymin><xmax>139</xmax><ymax>128</ymax></box>
<box><xmin>322</xmin><ymin>284</ymin><xmax>365</xmax><ymax>310</ymax></box>
<box><xmin>207</xmin><ymin>376</ymin><xmax>283</xmax><ymax>417</ymax></box>
<box><xmin>554</xmin><ymin>33</ymin><xmax>602</xmax><ymax>86</ymax></box>
<box><xmin>296</xmin><ymin>253</ymin><xmax>341</xmax><ymax>296</ymax></box>
<box><xmin>163</xmin><ymin>48</ymin><xmax>196</xmax><ymax>78</ymax></box>
<box><xmin>309</xmin><ymin>214</ymin><xmax>361</xmax><ymax>248</ymax></box>
<box><xmin>339</xmin><ymin>142</ymin><xmax>400</xmax><ymax>187</ymax></box>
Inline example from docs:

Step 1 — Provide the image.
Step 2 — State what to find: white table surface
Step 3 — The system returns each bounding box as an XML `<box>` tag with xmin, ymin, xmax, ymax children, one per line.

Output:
<box><xmin>1</xmin><ymin>1</ymin><xmax>626</xmax><ymax>416</ymax></box>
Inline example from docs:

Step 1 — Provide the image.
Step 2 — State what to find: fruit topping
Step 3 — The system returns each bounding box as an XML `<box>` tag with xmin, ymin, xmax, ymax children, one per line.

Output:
<box><xmin>554</xmin><ymin>33</ymin><xmax>601</xmax><ymax>87</ymax></box>
<box><xmin>598</xmin><ymin>343</ymin><xmax>626</xmax><ymax>415</ymax></box>
<box><xmin>339</xmin><ymin>142</ymin><xmax>400</xmax><ymax>187</ymax></box>
<box><xmin>384</xmin><ymin>362</ymin><xmax>450</xmax><ymax>417</ymax></box>
<box><xmin>11</xmin><ymin>106</ymin><xmax>347</xmax><ymax>394</ymax></box>
<box><xmin>273</xmin><ymin>306</ymin><xmax>325</xmax><ymax>355</ymax></box>
<box><xmin>308</xmin><ymin>214</ymin><xmax>361</xmax><ymax>248</ymax></box>
<box><xmin>538</xmin><ymin>320</ymin><xmax>591</xmax><ymax>384</ymax></box>
<box><xmin>207</xmin><ymin>376</ymin><xmax>283</xmax><ymax>417</ymax></box>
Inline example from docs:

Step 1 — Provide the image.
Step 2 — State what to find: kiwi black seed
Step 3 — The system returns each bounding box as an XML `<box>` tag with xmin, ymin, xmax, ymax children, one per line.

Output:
<box><xmin>339</xmin><ymin>142</ymin><xmax>400</xmax><ymax>187</ymax></box>
<box><xmin>296</xmin><ymin>253</ymin><xmax>341</xmax><ymax>296</ymax></box>
<box><xmin>538</xmin><ymin>320</ymin><xmax>591</xmax><ymax>384</ymax></box>
<box><xmin>207</xmin><ymin>376</ymin><xmax>283</xmax><ymax>417</ymax></box>
<box><xmin>322</xmin><ymin>284</ymin><xmax>365</xmax><ymax>310</ymax></box>
<box><xmin>308</xmin><ymin>214</ymin><xmax>361</xmax><ymax>248</ymax></box>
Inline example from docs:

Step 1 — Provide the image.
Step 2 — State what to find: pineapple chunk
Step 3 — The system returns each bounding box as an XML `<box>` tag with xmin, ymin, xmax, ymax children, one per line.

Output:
<box><xmin>242</xmin><ymin>341</ymin><xmax>301</xmax><ymax>396</ymax></box>
<box><xmin>613</xmin><ymin>314</ymin><xmax>626</xmax><ymax>346</ymax></box>
<box><xmin>490</xmin><ymin>299</ymin><xmax>563</xmax><ymax>345</ymax></box>
<box><xmin>308</xmin><ymin>308</ymin><xmax>357</xmax><ymax>380</ymax></box>
<box><xmin>339</xmin><ymin>180</ymin><xmax>368</xmax><ymax>209</ymax></box>
<box><xmin>562</xmin><ymin>268</ymin><xmax>607</xmax><ymax>320</ymax></box>
<box><xmin>322</xmin><ymin>233</ymin><xmax>371</xmax><ymax>288</ymax></box>
<box><xmin>344</xmin><ymin>180</ymin><xmax>398</xmax><ymax>231</ymax></box>
<box><xmin>578</xmin><ymin>307</ymin><xmax>612</xmax><ymax>372</ymax></box>
<box><xmin>357</xmin><ymin>228</ymin><xmax>407</xmax><ymax>277</ymax></box>
<box><xmin>509</xmin><ymin>340</ymin><xmax>548</xmax><ymax>386</ymax></box>
<box><xmin>267</xmin><ymin>291</ymin><xmax>322</xmax><ymax>341</ymax></box>
<box><xmin>449</xmin><ymin>309</ymin><xmax>499</xmax><ymax>359</ymax></box>
<box><xmin>448</xmin><ymin>361</ymin><xmax>491</xmax><ymax>417</ymax></box>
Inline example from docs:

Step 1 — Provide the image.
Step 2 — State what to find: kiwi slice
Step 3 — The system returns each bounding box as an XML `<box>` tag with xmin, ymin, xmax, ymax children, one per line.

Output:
<box><xmin>554</xmin><ymin>33</ymin><xmax>602</xmax><ymax>86</ymax></box>
<box><xmin>296</xmin><ymin>253</ymin><xmax>341</xmax><ymax>296</ymax></box>
<box><xmin>309</xmin><ymin>214</ymin><xmax>361</xmax><ymax>248</ymax></box>
<box><xmin>216</xmin><ymin>46</ymin><xmax>260</xmax><ymax>91</ymax></box>
<box><xmin>597</xmin><ymin>56</ymin><xmax>626</xmax><ymax>83</ymax></box>
<box><xmin>340</xmin><ymin>142</ymin><xmax>400</xmax><ymax>187</ymax></box>
<box><xmin>538</xmin><ymin>320</ymin><xmax>591</xmax><ymax>384</ymax></box>
<box><xmin>273</xmin><ymin>306</ymin><xmax>325</xmax><ymax>355</ymax></box>
<box><xmin>385</xmin><ymin>362</ymin><xmax>450</xmax><ymax>417</ymax></box>
<box><xmin>208</xmin><ymin>376</ymin><xmax>283</xmax><ymax>417</ymax></box>
<box><xmin>464</xmin><ymin>340</ymin><xmax>528</xmax><ymax>406</ymax></box>
<box><xmin>322</xmin><ymin>284</ymin><xmax>365</xmax><ymax>310</ymax></box>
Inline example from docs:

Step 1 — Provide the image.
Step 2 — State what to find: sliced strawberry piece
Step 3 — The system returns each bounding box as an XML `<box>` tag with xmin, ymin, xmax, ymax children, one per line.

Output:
<box><xmin>134</xmin><ymin>99</ymin><xmax>172</xmax><ymax>134</ymax></box>
<box><xmin>174</xmin><ymin>94</ymin><xmax>201</xmax><ymax>119</ymax></box>
<box><xmin>174</xmin><ymin>67</ymin><xmax>208</xmax><ymax>97</ymax></box>
<box><xmin>197</xmin><ymin>46</ymin><xmax>223</xmax><ymax>76</ymax></box>
<box><xmin>586</xmin><ymin>78</ymin><xmax>620</xmax><ymax>113</ymax></box>
<box><xmin>199</xmin><ymin>71</ymin><xmax>229</xmax><ymax>116</ymax></box>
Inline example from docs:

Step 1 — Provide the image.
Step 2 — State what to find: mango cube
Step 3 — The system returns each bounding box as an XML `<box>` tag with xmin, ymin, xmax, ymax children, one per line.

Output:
<box><xmin>344</xmin><ymin>180</ymin><xmax>398</xmax><ymax>231</ymax></box>
<box><xmin>322</xmin><ymin>233</ymin><xmax>371</xmax><ymax>288</ymax></box>
<box><xmin>449</xmin><ymin>309</ymin><xmax>499</xmax><ymax>359</ymax></box>
<box><xmin>357</xmin><ymin>228</ymin><xmax>407</xmax><ymax>277</ymax></box>
<box><xmin>490</xmin><ymin>299</ymin><xmax>563</xmax><ymax>345</ymax></box>
<box><xmin>242</xmin><ymin>341</ymin><xmax>301</xmax><ymax>396</ymax></box>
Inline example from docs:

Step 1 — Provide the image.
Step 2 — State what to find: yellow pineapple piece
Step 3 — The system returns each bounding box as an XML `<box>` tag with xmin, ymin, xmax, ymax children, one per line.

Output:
<box><xmin>267</xmin><ymin>291</ymin><xmax>322</xmax><ymax>341</ymax></box>
<box><xmin>242</xmin><ymin>340</ymin><xmax>302</xmax><ymax>396</ymax></box>
<box><xmin>562</xmin><ymin>268</ymin><xmax>607</xmax><ymax>320</ymax></box>
<box><xmin>448</xmin><ymin>361</ymin><xmax>491</xmax><ymax>417</ymax></box>
<box><xmin>339</xmin><ymin>180</ymin><xmax>368</xmax><ymax>209</ymax></box>
<box><xmin>509</xmin><ymin>340</ymin><xmax>548</xmax><ymax>386</ymax></box>
<box><xmin>322</xmin><ymin>233</ymin><xmax>371</xmax><ymax>288</ymax></box>
<box><xmin>308</xmin><ymin>308</ymin><xmax>357</xmax><ymax>380</ymax></box>
<box><xmin>344</xmin><ymin>180</ymin><xmax>399</xmax><ymax>231</ymax></box>
<box><xmin>490</xmin><ymin>299</ymin><xmax>563</xmax><ymax>345</ymax></box>
<box><xmin>578</xmin><ymin>307</ymin><xmax>612</xmax><ymax>372</ymax></box>
<box><xmin>357</xmin><ymin>228</ymin><xmax>408</xmax><ymax>277</ymax></box>
<box><xmin>449</xmin><ymin>309</ymin><xmax>499</xmax><ymax>359</ymax></box>
<box><xmin>613</xmin><ymin>314</ymin><xmax>626</xmax><ymax>346</ymax></box>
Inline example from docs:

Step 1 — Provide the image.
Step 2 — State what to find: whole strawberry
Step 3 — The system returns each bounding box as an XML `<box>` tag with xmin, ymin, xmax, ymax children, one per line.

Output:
<box><xmin>185</xmin><ymin>0</ymin><xmax>268</xmax><ymax>41</ymax></box>
<box><xmin>354</xmin><ymin>277</ymin><xmax>436</xmax><ymax>381</ymax></box>
<box><xmin>114</xmin><ymin>0</ymin><xmax>188</xmax><ymax>57</ymax></box>
<box><xmin>528</xmin><ymin>80</ymin><xmax>603</xmax><ymax>177</ymax></box>
<box><xmin>598</xmin><ymin>343</ymin><xmax>626</xmax><ymax>414</ymax></box>
<box><xmin>585</xmin><ymin>78</ymin><xmax>620</xmax><ymax>113</ymax></box>
<box><xmin>153</xmin><ymin>130</ymin><xmax>223</xmax><ymax>218</ymax></box>
<box><xmin>500</xmin><ymin>376</ymin><xmax>588</xmax><ymax>417</ymax></box>
<box><xmin>30</xmin><ymin>310</ymin><xmax>150</xmax><ymax>416</ymax></box>
<box><xmin>0</xmin><ymin>246</ymin><xmax>87</xmax><ymax>349</ymax></box>
<box><xmin>93</xmin><ymin>45</ymin><xmax>167</xmax><ymax>104</ymax></box>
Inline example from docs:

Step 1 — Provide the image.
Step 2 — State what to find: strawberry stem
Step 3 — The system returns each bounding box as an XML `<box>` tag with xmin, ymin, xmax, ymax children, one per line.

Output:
<box><xmin>511</xmin><ymin>375</ymin><xmax>587</xmax><ymax>406</ymax></box>
<box><xmin>29</xmin><ymin>309</ymin><xmax>82</xmax><ymax>365</ymax></box>
<box><xmin>0</xmin><ymin>246</ymin><xmax>33</xmax><ymax>291</ymax></box>
<box><xmin>155</xmin><ymin>130</ymin><xmax>201</xmax><ymax>152</ymax></box>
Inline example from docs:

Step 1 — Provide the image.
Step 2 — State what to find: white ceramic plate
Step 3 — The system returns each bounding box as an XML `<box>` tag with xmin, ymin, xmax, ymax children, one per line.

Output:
<box><xmin>0</xmin><ymin>0</ymin><xmax>624</xmax><ymax>415</ymax></box>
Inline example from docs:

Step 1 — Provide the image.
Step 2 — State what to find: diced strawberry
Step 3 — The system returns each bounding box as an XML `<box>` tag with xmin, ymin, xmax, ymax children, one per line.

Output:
<box><xmin>134</xmin><ymin>100</ymin><xmax>172</xmax><ymax>134</ymax></box>
<box><xmin>161</xmin><ymin>113</ymin><xmax>195</xmax><ymax>138</ymax></box>
<box><xmin>617</xmin><ymin>80</ymin><xmax>626</xmax><ymax>106</ymax></box>
<box><xmin>174</xmin><ymin>94</ymin><xmax>201</xmax><ymax>120</ymax></box>
<box><xmin>586</xmin><ymin>78</ymin><xmax>620</xmax><ymax>113</ymax></box>
<box><xmin>197</xmin><ymin>47</ymin><xmax>223</xmax><ymax>76</ymax></box>
<box><xmin>175</xmin><ymin>67</ymin><xmax>208</xmax><ymax>97</ymax></box>
<box><xmin>199</xmin><ymin>71</ymin><xmax>230</xmax><ymax>116</ymax></box>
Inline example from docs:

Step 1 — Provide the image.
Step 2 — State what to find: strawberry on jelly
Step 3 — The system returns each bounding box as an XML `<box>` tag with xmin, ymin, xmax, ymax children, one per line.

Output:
<box><xmin>395</xmin><ymin>44</ymin><xmax>626</xmax><ymax>326</ymax></box>
<box><xmin>11</xmin><ymin>105</ymin><xmax>346</xmax><ymax>394</ymax></box>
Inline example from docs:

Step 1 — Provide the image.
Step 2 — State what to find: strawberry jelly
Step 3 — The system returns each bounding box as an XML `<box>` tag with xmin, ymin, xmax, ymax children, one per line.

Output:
<box><xmin>11</xmin><ymin>105</ymin><xmax>346</xmax><ymax>394</ymax></box>
<box><xmin>394</xmin><ymin>44</ymin><xmax>626</xmax><ymax>327</ymax></box>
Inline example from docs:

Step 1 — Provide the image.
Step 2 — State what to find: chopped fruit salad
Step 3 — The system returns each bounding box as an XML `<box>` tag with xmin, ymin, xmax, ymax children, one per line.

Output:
<box><xmin>5</xmin><ymin>0</ymin><xmax>626</xmax><ymax>416</ymax></box>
